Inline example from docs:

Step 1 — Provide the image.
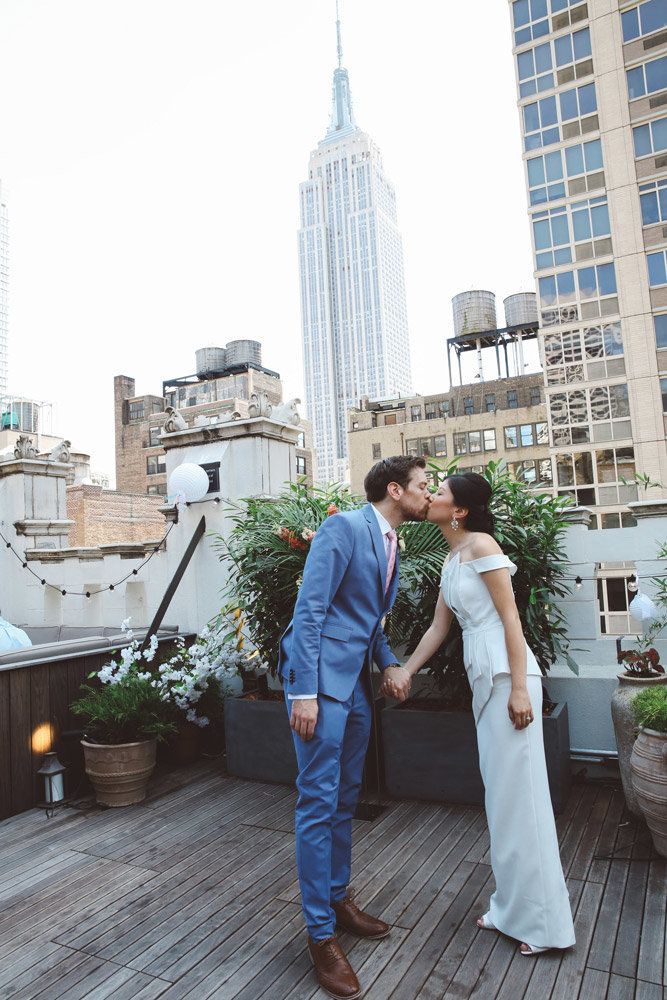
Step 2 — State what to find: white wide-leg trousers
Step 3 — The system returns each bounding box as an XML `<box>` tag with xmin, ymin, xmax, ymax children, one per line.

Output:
<box><xmin>476</xmin><ymin>673</ymin><xmax>576</xmax><ymax>949</ymax></box>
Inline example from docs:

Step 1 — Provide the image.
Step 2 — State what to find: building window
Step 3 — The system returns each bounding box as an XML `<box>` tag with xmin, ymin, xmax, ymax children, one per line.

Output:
<box><xmin>128</xmin><ymin>401</ymin><xmax>145</xmax><ymax>421</ymax></box>
<box><xmin>485</xmin><ymin>394</ymin><xmax>496</xmax><ymax>412</ymax></box>
<box><xmin>483</xmin><ymin>429</ymin><xmax>497</xmax><ymax>451</ymax></box>
<box><xmin>597</xmin><ymin>569</ymin><xmax>639</xmax><ymax>635</ymax></box>
<box><xmin>146</xmin><ymin>456</ymin><xmax>166</xmax><ymax>476</ymax></box>
<box><xmin>655</xmin><ymin>314</ymin><xmax>667</xmax><ymax>349</ymax></box>
<box><xmin>468</xmin><ymin>431</ymin><xmax>482</xmax><ymax>453</ymax></box>
<box><xmin>661</xmin><ymin>377</ymin><xmax>667</xmax><ymax>414</ymax></box>
<box><xmin>406</xmin><ymin>439</ymin><xmax>419</xmax><ymax>457</ymax></box>
<box><xmin>516</xmin><ymin>28</ymin><xmax>591</xmax><ymax>100</ymax></box>
<box><xmin>505</xmin><ymin>426</ymin><xmax>519</xmax><ymax>448</ymax></box>
<box><xmin>520</xmin><ymin>424</ymin><xmax>535</xmax><ymax>447</ymax></box>
<box><xmin>523</xmin><ymin>82</ymin><xmax>597</xmax><ymax>153</ymax></box>
<box><xmin>527</xmin><ymin>139</ymin><xmax>603</xmax><ymax>209</ymax></box>
<box><xmin>633</xmin><ymin>115</ymin><xmax>667</xmax><ymax>158</ymax></box>
<box><xmin>464</xmin><ymin>396</ymin><xmax>474</xmax><ymax>415</ymax></box>
<box><xmin>639</xmin><ymin>178</ymin><xmax>667</xmax><ymax>228</ymax></box>
<box><xmin>425</xmin><ymin>403</ymin><xmax>438</xmax><ymax>420</ymax></box>
<box><xmin>627</xmin><ymin>54</ymin><xmax>667</xmax><ymax>101</ymax></box>
<box><xmin>532</xmin><ymin>196</ymin><xmax>611</xmax><ymax>272</ymax></box>
<box><xmin>372</xmin><ymin>443</ymin><xmax>382</xmax><ymax>460</ymax></box>
<box><xmin>623</xmin><ymin>1</ymin><xmax>667</xmax><ymax>42</ymax></box>
<box><xmin>410</xmin><ymin>406</ymin><xmax>422</xmax><ymax>422</ymax></box>
<box><xmin>439</xmin><ymin>400</ymin><xmax>451</xmax><ymax>418</ymax></box>
<box><xmin>152</xmin><ymin>402</ymin><xmax>163</xmax><ymax>414</ymax></box>
<box><xmin>296</xmin><ymin>455</ymin><xmax>307</xmax><ymax>476</ymax></box>
<box><xmin>434</xmin><ymin>435</ymin><xmax>447</xmax><ymax>457</ymax></box>
<box><xmin>297</xmin><ymin>431</ymin><xmax>306</xmax><ymax>448</ymax></box>
<box><xmin>453</xmin><ymin>432</ymin><xmax>467</xmax><ymax>455</ymax></box>
<box><xmin>536</xmin><ymin>422</ymin><xmax>549</xmax><ymax>444</ymax></box>
<box><xmin>149</xmin><ymin>426</ymin><xmax>161</xmax><ymax>447</ymax></box>
<box><xmin>147</xmin><ymin>483</ymin><xmax>167</xmax><ymax>496</ymax></box>
<box><xmin>530</xmin><ymin>386</ymin><xmax>542</xmax><ymax>405</ymax></box>
<box><xmin>384</xmin><ymin>413</ymin><xmax>397</xmax><ymax>425</ymax></box>
<box><xmin>539</xmin><ymin>261</ymin><xmax>617</xmax><ymax>322</ymax></box>
<box><xmin>647</xmin><ymin>249</ymin><xmax>667</xmax><ymax>287</ymax></box>
<box><xmin>507</xmin><ymin>390</ymin><xmax>519</xmax><ymax>409</ymax></box>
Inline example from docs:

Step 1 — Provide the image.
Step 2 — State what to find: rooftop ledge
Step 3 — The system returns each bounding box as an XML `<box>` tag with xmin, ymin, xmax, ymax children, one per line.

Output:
<box><xmin>25</xmin><ymin>539</ymin><xmax>167</xmax><ymax>562</ymax></box>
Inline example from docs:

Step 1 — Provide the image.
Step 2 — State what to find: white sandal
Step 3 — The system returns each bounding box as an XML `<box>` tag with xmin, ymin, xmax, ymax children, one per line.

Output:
<box><xmin>520</xmin><ymin>942</ymin><xmax>551</xmax><ymax>956</ymax></box>
<box><xmin>476</xmin><ymin>913</ymin><xmax>497</xmax><ymax>931</ymax></box>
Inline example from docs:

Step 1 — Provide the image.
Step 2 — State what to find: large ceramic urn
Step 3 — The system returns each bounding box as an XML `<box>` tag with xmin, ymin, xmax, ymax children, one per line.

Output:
<box><xmin>81</xmin><ymin>738</ymin><xmax>157</xmax><ymax>807</ymax></box>
<box><xmin>611</xmin><ymin>674</ymin><xmax>667</xmax><ymax>816</ymax></box>
<box><xmin>631</xmin><ymin>727</ymin><xmax>667</xmax><ymax>857</ymax></box>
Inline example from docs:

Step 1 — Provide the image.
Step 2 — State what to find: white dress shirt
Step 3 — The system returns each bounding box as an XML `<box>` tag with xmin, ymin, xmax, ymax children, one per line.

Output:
<box><xmin>288</xmin><ymin>505</ymin><xmax>393</xmax><ymax>701</ymax></box>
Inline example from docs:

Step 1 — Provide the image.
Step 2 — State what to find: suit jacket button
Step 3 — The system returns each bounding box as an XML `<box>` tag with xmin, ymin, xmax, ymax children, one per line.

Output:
<box><xmin>289</xmin><ymin>670</ymin><xmax>295</xmax><ymax>683</ymax></box>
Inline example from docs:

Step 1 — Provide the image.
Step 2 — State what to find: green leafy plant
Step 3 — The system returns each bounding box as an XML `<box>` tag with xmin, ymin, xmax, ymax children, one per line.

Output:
<box><xmin>71</xmin><ymin>675</ymin><xmax>176</xmax><ymax>745</ymax></box>
<box><xmin>632</xmin><ymin>685</ymin><xmax>667</xmax><ymax>734</ymax></box>
<box><xmin>216</xmin><ymin>466</ymin><xmax>578</xmax><ymax>710</ymax></box>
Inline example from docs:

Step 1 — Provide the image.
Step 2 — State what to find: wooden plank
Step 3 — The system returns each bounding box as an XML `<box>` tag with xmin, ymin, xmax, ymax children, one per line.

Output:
<box><xmin>607</xmin><ymin>972</ymin><xmax>637</xmax><ymax>999</ymax></box>
<box><xmin>637</xmin><ymin>858</ymin><xmax>667</xmax><ymax>985</ymax></box>
<box><xmin>9</xmin><ymin>667</ymin><xmax>32</xmax><ymax>816</ymax></box>
<box><xmin>568</xmin><ymin>789</ymin><xmax>612</xmax><ymax>882</ymax></box>
<box><xmin>0</xmin><ymin>672</ymin><xmax>11</xmax><ymax>821</ymax></box>
<box><xmin>587</xmin><ymin>860</ymin><xmax>630</xmax><ymax>973</ymax></box>
<box><xmin>577</xmin><ymin>967</ymin><xmax>609</xmax><ymax>999</ymax></box>
<box><xmin>611</xmin><ymin>860</ymin><xmax>649</xmax><ymax>979</ymax></box>
<box><xmin>587</xmin><ymin>790</ymin><xmax>627</xmax><ymax>883</ymax></box>
<box><xmin>635</xmin><ymin>982</ymin><xmax>664</xmax><ymax>1000</ymax></box>
<box><xmin>548</xmin><ymin>880</ymin><xmax>605</xmax><ymax>1000</ymax></box>
<box><xmin>468</xmin><ymin>935</ymin><xmax>517</xmax><ymax>999</ymax></box>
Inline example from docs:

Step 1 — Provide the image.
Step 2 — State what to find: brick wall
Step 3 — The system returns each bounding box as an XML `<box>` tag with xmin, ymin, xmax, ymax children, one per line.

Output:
<box><xmin>67</xmin><ymin>485</ymin><xmax>166</xmax><ymax>547</ymax></box>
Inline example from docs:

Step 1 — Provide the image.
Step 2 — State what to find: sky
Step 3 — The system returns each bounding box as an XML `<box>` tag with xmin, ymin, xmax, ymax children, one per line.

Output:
<box><xmin>0</xmin><ymin>0</ymin><xmax>535</xmax><ymax>482</ymax></box>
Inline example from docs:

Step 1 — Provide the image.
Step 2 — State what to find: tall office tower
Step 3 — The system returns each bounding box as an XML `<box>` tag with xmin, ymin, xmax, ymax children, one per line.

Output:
<box><xmin>0</xmin><ymin>184</ymin><xmax>8</xmax><ymax>398</ymax></box>
<box><xmin>509</xmin><ymin>0</ymin><xmax>667</xmax><ymax>528</ymax></box>
<box><xmin>298</xmin><ymin>7</ymin><xmax>412</xmax><ymax>484</ymax></box>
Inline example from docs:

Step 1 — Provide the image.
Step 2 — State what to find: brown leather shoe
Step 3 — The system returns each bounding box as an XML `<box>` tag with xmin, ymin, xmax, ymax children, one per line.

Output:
<box><xmin>308</xmin><ymin>936</ymin><xmax>361</xmax><ymax>1000</ymax></box>
<box><xmin>332</xmin><ymin>893</ymin><xmax>391</xmax><ymax>939</ymax></box>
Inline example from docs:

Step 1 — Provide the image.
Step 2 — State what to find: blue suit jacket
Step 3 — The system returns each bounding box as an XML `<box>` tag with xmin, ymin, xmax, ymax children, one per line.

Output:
<box><xmin>278</xmin><ymin>505</ymin><xmax>400</xmax><ymax>702</ymax></box>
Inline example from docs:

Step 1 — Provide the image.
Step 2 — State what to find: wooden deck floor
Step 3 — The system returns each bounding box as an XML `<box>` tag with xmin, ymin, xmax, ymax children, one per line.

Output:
<box><xmin>0</xmin><ymin>760</ymin><xmax>664</xmax><ymax>1000</ymax></box>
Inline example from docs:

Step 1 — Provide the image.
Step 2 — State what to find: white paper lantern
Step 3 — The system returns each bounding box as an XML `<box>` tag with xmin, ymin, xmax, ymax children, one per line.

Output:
<box><xmin>168</xmin><ymin>463</ymin><xmax>210</xmax><ymax>503</ymax></box>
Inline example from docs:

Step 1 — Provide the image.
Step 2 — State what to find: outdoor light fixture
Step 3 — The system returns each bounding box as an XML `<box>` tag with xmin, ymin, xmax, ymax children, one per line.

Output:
<box><xmin>575</xmin><ymin>576</ymin><xmax>583</xmax><ymax>590</ymax></box>
<box><xmin>627</xmin><ymin>574</ymin><xmax>638</xmax><ymax>592</ymax></box>
<box><xmin>36</xmin><ymin>752</ymin><xmax>66</xmax><ymax>818</ymax></box>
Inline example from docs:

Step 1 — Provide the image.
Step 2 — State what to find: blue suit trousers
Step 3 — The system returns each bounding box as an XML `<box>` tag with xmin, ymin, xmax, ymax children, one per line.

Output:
<box><xmin>287</xmin><ymin>673</ymin><xmax>372</xmax><ymax>940</ymax></box>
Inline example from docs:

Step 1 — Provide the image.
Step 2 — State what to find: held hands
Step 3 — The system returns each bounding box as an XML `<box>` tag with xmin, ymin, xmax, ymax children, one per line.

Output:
<box><xmin>507</xmin><ymin>686</ymin><xmax>534</xmax><ymax>730</ymax></box>
<box><xmin>290</xmin><ymin>698</ymin><xmax>318</xmax><ymax>741</ymax></box>
<box><xmin>379</xmin><ymin>665</ymin><xmax>412</xmax><ymax>703</ymax></box>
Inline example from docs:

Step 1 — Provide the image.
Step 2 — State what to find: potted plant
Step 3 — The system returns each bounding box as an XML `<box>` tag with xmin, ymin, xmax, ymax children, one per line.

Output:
<box><xmin>155</xmin><ymin>629</ymin><xmax>240</xmax><ymax>765</ymax></box>
<box><xmin>216</xmin><ymin>484</ymin><xmax>383</xmax><ymax>786</ymax></box>
<box><xmin>71</xmin><ymin>622</ymin><xmax>176</xmax><ymax>807</ymax></box>
<box><xmin>381</xmin><ymin>461</ymin><xmax>577</xmax><ymax>813</ymax></box>
<box><xmin>611</xmin><ymin>614</ymin><xmax>667</xmax><ymax>817</ymax></box>
<box><xmin>630</xmin><ymin>685</ymin><xmax>667</xmax><ymax>857</ymax></box>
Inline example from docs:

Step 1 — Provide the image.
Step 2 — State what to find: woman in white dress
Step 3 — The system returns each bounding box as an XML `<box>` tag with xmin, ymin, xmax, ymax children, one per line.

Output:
<box><xmin>385</xmin><ymin>473</ymin><xmax>575</xmax><ymax>955</ymax></box>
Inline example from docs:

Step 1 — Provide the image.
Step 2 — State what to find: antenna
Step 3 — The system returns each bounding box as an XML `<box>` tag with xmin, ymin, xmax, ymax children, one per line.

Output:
<box><xmin>336</xmin><ymin>0</ymin><xmax>343</xmax><ymax>68</ymax></box>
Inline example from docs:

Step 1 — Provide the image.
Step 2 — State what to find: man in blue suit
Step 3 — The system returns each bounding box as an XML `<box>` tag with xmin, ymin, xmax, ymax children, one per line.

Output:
<box><xmin>279</xmin><ymin>456</ymin><xmax>431</xmax><ymax>999</ymax></box>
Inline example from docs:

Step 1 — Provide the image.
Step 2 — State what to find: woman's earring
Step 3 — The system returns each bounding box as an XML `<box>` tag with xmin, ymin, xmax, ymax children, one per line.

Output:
<box><xmin>451</xmin><ymin>516</ymin><xmax>459</xmax><ymax>531</ymax></box>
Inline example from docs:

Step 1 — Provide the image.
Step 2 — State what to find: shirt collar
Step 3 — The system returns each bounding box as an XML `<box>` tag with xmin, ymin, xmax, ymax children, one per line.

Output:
<box><xmin>370</xmin><ymin>504</ymin><xmax>392</xmax><ymax>537</ymax></box>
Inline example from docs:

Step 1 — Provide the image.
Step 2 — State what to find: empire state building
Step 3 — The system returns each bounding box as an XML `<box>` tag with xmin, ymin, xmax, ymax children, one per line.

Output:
<box><xmin>298</xmin><ymin>8</ymin><xmax>412</xmax><ymax>484</ymax></box>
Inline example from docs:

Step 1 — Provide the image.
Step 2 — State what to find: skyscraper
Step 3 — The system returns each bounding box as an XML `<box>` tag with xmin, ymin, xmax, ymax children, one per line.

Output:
<box><xmin>298</xmin><ymin>5</ymin><xmax>412</xmax><ymax>484</ymax></box>
<box><xmin>0</xmin><ymin>184</ymin><xmax>7</xmax><ymax>399</ymax></box>
<box><xmin>508</xmin><ymin>0</ymin><xmax>667</xmax><ymax>528</ymax></box>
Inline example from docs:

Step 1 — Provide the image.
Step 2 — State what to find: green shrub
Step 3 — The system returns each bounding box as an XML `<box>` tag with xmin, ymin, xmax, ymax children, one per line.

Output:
<box><xmin>71</xmin><ymin>675</ymin><xmax>176</xmax><ymax>745</ymax></box>
<box><xmin>632</xmin><ymin>685</ymin><xmax>667</xmax><ymax>734</ymax></box>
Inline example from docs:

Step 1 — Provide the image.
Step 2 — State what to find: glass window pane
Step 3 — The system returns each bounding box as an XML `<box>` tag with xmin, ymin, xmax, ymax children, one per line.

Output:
<box><xmin>645</xmin><ymin>55</ymin><xmax>667</xmax><ymax>94</ymax></box>
<box><xmin>540</xmin><ymin>95</ymin><xmax>558</xmax><ymax>127</ymax></box>
<box><xmin>590</xmin><ymin>203</ymin><xmax>610</xmax><ymax>236</ymax></box>
<box><xmin>573</xmin><ymin>28</ymin><xmax>591</xmax><ymax>60</ymax></box>
<box><xmin>578</xmin><ymin>266</ymin><xmax>597</xmax><ymax>297</ymax></box>
<box><xmin>555</xmin><ymin>34</ymin><xmax>573</xmax><ymax>67</ymax></box>
<box><xmin>531</xmin><ymin>0</ymin><xmax>547</xmax><ymax>19</ymax></box>
<box><xmin>528</xmin><ymin>156</ymin><xmax>546</xmax><ymax>186</ymax></box>
<box><xmin>557</xmin><ymin>270</ymin><xmax>576</xmax><ymax>297</ymax></box>
<box><xmin>539</xmin><ymin>275</ymin><xmax>557</xmax><ymax>305</ymax></box>
<box><xmin>504</xmin><ymin>426</ymin><xmax>518</xmax><ymax>448</ymax></box>
<box><xmin>655</xmin><ymin>313</ymin><xmax>667</xmax><ymax>347</ymax></box>
<box><xmin>641</xmin><ymin>0</ymin><xmax>667</xmax><ymax>36</ymax></box>
<box><xmin>534</xmin><ymin>219</ymin><xmax>552</xmax><ymax>249</ymax></box>
<box><xmin>633</xmin><ymin>123</ymin><xmax>652</xmax><ymax>157</ymax></box>
<box><xmin>513</xmin><ymin>0</ymin><xmax>530</xmax><ymax>27</ymax></box>
<box><xmin>659</xmin><ymin>185</ymin><xmax>667</xmax><ymax>221</ymax></box>
<box><xmin>572</xmin><ymin>206</ymin><xmax>591</xmax><ymax>241</ymax></box>
<box><xmin>627</xmin><ymin>66</ymin><xmax>645</xmax><ymax>100</ymax></box>
<box><xmin>560</xmin><ymin>88</ymin><xmax>579</xmax><ymax>121</ymax></box>
<box><xmin>661</xmin><ymin>376</ymin><xmax>667</xmax><ymax>412</ymax></box>
<box><xmin>578</xmin><ymin>83</ymin><xmax>597</xmax><ymax>116</ymax></box>
<box><xmin>551</xmin><ymin>213</ymin><xmax>569</xmax><ymax>245</ymax></box>
<box><xmin>518</xmin><ymin>50</ymin><xmax>535</xmax><ymax>80</ymax></box>
<box><xmin>524</xmin><ymin>103</ymin><xmax>541</xmax><ymax>133</ymax></box>
<box><xmin>584</xmin><ymin>139</ymin><xmax>603</xmax><ymax>172</ymax></box>
<box><xmin>535</xmin><ymin>42</ymin><xmax>552</xmax><ymax>73</ymax></box>
<box><xmin>622</xmin><ymin>7</ymin><xmax>640</xmax><ymax>41</ymax></box>
<box><xmin>533</xmin><ymin>19</ymin><xmax>550</xmax><ymax>38</ymax></box>
<box><xmin>537</xmin><ymin>72</ymin><xmax>555</xmax><ymax>92</ymax></box>
<box><xmin>652</xmin><ymin>116</ymin><xmax>667</xmax><ymax>151</ymax></box>
<box><xmin>545</xmin><ymin>150</ymin><xmax>563</xmax><ymax>180</ymax></box>
<box><xmin>565</xmin><ymin>144</ymin><xmax>585</xmax><ymax>176</ymax></box>
<box><xmin>520</xmin><ymin>424</ymin><xmax>535</xmax><ymax>446</ymax></box>
<box><xmin>648</xmin><ymin>251</ymin><xmax>667</xmax><ymax>286</ymax></box>
<box><xmin>641</xmin><ymin>191</ymin><xmax>660</xmax><ymax>226</ymax></box>
<box><xmin>597</xmin><ymin>263</ymin><xmax>616</xmax><ymax>296</ymax></box>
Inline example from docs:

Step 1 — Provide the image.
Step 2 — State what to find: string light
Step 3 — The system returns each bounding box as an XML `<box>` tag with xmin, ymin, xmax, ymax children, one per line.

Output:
<box><xmin>575</xmin><ymin>576</ymin><xmax>583</xmax><ymax>590</ymax></box>
<box><xmin>0</xmin><ymin>521</ymin><xmax>176</xmax><ymax>598</ymax></box>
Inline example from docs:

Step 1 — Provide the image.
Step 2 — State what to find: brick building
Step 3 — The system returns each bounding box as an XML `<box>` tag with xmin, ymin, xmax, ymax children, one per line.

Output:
<box><xmin>67</xmin><ymin>484</ymin><xmax>165</xmax><ymax>547</ymax></box>
<box><xmin>347</xmin><ymin>373</ymin><xmax>550</xmax><ymax>496</ymax></box>
<box><xmin>115</xmin><ymin>344</ymin><xmax>315</xmax><ymax>495</ymax></box>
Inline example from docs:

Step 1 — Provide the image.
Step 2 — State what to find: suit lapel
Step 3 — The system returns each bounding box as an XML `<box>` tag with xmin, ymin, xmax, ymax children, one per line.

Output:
<box><xmin>363</xmin><ymin>504</ymin><xmax>387</xmax><ymax>594</ymax></box>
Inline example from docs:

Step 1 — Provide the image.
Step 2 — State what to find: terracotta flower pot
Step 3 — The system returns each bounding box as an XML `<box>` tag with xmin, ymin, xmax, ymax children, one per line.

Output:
<box><xmin>81</xmin><ymin>738</ymin><xmax>157</xmax><ymax>807</ymax></box>
<box><xmin>631</xmin><ymin>727</ymin><xmax>667</xmax><ymax>857</ymax></box>
<box><xmin>611</xmin><ymin>674</ymin><xmax>667</xmax><ymax>816</ymax></box>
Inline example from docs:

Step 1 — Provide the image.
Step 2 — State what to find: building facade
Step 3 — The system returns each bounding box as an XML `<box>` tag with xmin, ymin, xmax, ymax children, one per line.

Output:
<box><xmin>115</xmin><ymin>348</ymin><xmax>315</xmax><ymax>496</ymax></box>
<box><xmin>298</xmin><ymin>13</ymin><xmax>412</xmax><ymax>484</ymax></box>
<box><xmin>508</xmin><ymin>0</ymin><xmax>667</xmax><ymax>528</ymax></box>
<box><xmin>0</xmin><ymin>184</ymin><xmax>8</xmax><ymax>399</ymax></box>
<box><xmin>347</xmin><ymin>373</ymin><xmax>549</xmax><ymax>496</ymax></box>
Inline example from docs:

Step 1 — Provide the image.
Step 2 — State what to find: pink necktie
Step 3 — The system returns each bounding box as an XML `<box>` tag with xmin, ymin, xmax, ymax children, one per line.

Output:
<box><xmin>385</xmin><ymin>530</ymin><xmax>397</xmax><ymax>594</ymax></box>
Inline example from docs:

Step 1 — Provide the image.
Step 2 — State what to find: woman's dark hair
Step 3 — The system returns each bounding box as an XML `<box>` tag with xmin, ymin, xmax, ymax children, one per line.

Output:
<box><xmin>446</xmin><ymin>472</ymin><xmax>495</xmax><ymax>536</ymax></box>
<box><xmin>364</xmin><ymin>455</ymin><xmax>426</xmax><ymax>502</ymax></box>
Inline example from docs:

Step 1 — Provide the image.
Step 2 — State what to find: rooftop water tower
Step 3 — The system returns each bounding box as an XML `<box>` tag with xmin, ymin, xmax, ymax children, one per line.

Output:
<box><xmin>451</xmin><ymin>290</ymin><xmax>497</xmax><ymax>339</ymax></box>
<box><xmin>503</xmin><ymin>292</ymin><xmax>538</xmax><ymax>328</ymax></box>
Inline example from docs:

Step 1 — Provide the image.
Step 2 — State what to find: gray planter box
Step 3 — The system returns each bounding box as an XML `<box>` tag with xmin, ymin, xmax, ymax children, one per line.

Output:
<box><xmin>381</xmin><ymin>700</ymin><xmax>571</xmax><ymax>814</ymax></box>
<box><xmin>224</xmin><ymin>696</ymin><xmax>298</xmax><ymax>784</ymax></box>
